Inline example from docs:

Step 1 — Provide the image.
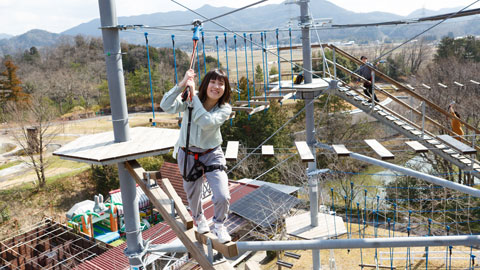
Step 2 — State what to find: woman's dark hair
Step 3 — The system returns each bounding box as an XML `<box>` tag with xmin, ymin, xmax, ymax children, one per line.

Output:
<box><xmin>197</xmin><ymin>69</ymin><xmax>231</xmax><ymax>106</ymax></box>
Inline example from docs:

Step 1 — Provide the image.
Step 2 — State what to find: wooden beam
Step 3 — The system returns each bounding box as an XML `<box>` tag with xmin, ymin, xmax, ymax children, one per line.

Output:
<box><xmin>262</xmin><ymin>145</ymin><xmax>274</xmax><ymax>156</ymax></box>
<box><xmin>231</xmin><ymin>107</ymin><xmax>254</xmax><ymax>113</ymax></box>
<box><xmin>124</xmin><ymin>160</ymin><xmax>214</xmax><ymax>270</ymax></box>
<box><xmin>438</xmin><ymin>82</ymin><xmax>448</xmax><ymax>88</ymax></box>
<box><xmin>364</xmin><ymin>139</ymin><xmax>394</xmax><ymax>160</ymax></box>
<box><xmin>225</xmin><ymin>141</ymin><xmax>239</xmax><ymax>161</ymax></box>
<box><xmin>235</xmin><ymin>100</ymin><xmax>270</xmax><ymax>106</ymax></box>
<box><xmin>249</xmin><ymin>105</ymin><xmax>269</xmax><ymax>115</ymax></box>
<box><xmin>405</xmin><ymin>141</ymin><xmax>429</xmax><ymax>153</ymax></box>
<box><xmin>331</xmin><ymin>144</ymin><xmax>351</xmax><ymax>157</ymax></box>
<box><xmin>159</xmin><ymin>178</ymin><xmax>194</xmax><ymax>229</ymax></box>
<box><xmin>143</xmin><ymin>171</ymin><xmax>162</xmax><ymax>180</ymax></box>
<box><xmin>195</xmin><ymin>231</ymin><xmax>239</xmax><ymax>258</ymax></box>
<box><xmin>295</xmin><ymin>141</ymin><xmax>314</xmax><ymax>162</ymax></box>
<box><xmin>437</xmin><ymin>135</ymin><xmax>477</xmax><ymax>154</ymax></box>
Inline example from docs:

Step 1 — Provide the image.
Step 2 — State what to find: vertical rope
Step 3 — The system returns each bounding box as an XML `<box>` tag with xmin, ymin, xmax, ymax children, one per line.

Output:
<box><xmin>448</xmin><ymin>246</ymin><xmax>452</xmax><ymax>270</ymax></box>
<box><xmin>331</xmin><ymin>188</ymin><xmax>338</xmax><ymax>238</ymax></box>
<box><xmin>426</xmin><ymin>218</ymin><xmax>432</xmax><ymax>270</ymax></box>
<box><xmin>261</xmin><ymin>32</ymin><xmax>267</xmax><ymax>105</ymax></box>
<box><xmin>275</xmin><ymin>28</ymin><xmax>282</xmax><ymax>97</ymax></box>
<box><xmin>375</xmin><ymin>195</ymin><xmax>380</xmax><ymax>268</ymax></box>
<box><xmin>215</xmin><ymin>36</ymin><xmax>220</xmax><ymax>68</ymax></box>
<box><xmin>172</xmin><ymin>34</ymin><xmax>181</xmax><ymax>122</ymax></box>
<box><xmin>407</xmin><ymin>210</ymin><xmax>412</xmax><ymax>270</ymax></box>
<box><xmin>264</xmin><ymin>31</ymin><xmax>270</xmax><ymax>101</ymax></box>
<box><xmin>196</xmin><ymin>37</ymin><xmax>201</xmax><ymax>84</ymax></box>
<box><xmin>224</xmin><ymin>33</ymin><xmax>232</xmax><ymax>126</ymax></box>
<box><xmin>249</xmin><ymin>33</ymin><xmax>256</xmax><ymax>98</ymax></box>
<box><xmin>234</xmin><ymin>35</ymin><xmax>240</xmax><ymax>101</ymax></box>
<box><xmin>243</xmin><ymin>33</ymin><xmax>250</xmax><ymax>109</ymax></box>
<box><xmin>344</xmin><ymin>195</ymin><xmax>349</xmax><ymax>239</ymax></box>
<box><xmin>144</xmin><ymin>32</ymin><xmax>156</xmax><ymax>126</ymax></box>
<box><xmin>349</xmin><ymin>182</ymin><xmax>354</xmax><ymax>237</ymax></box>
<box><xmin>172</xmin><ymin>35</ymin><xmax>178</xmax><ymax>84</ymax></box>
<box><xmin>357</xmin><ymin>202</ymin><xmax>364</xmax><ymax>269</ymax></box>
<box><xmin>201</xmin><ymin>31</ymin><xmax>207</xmax><ymax>76</ymax></box>
<box><xmin>388</xmin><ymin>218</ymin><xmax>393</xmax><ymax>270</ymax></box>
<box><xmin>363</xmin><ymin>189</ymin><xmax>368</xmax><ymax>236</ymax></box>
<box><xmin>445</xmin><ymin>225</ymin><xmax>450</xmax><ymax>270</ymax></box>
<box><xmin>288</xmin><ymin>27</ymin><xmax>295</xmax><ymax>100</ymax></box>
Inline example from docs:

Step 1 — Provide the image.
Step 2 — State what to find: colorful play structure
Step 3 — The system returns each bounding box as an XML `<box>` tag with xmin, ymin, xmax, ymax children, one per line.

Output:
<box><xmin>66</xmin><ymin>186</ymin><xmax>163</xmax><ymax>244</ymax></box>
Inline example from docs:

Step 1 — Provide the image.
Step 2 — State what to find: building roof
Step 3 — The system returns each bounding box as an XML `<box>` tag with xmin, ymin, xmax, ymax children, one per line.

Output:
<box><xmin>237</xmin><ymin>178</ymin><xmax>300</xmax><ymax>195</ymax></box>
<box><xmin>230</xmin><ymin>185</ymin><xmax>302</xmax><ymax>228</ymax></box>
<box><xmin>76</xmin><ymin>162</ymin><xmax>258</xmax><ymax>270</ymax></box>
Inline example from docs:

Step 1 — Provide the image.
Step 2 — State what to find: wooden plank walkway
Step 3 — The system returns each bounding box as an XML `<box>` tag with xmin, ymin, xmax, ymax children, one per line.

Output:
<box><xmin>262</xmin><ymin>145</ymin><xmax>274</xmax><ymax>156</ymax></box>
<box><xmin>437</xmin><ymin>134</ymin><xmax>477</xmax><ymax>154</ymax></box>
<box><xmin>405</xmin><ymin>141</ymin><xmax>428</xmax><ymax>153</ymax></box>
<box><xmin>295</xmin><ymin>141</ymin><xmax>314</xmax><ymax>162</ymax></box>
<box><xmin>225</xmin><ymin>141</ymin><xmax>239</xmax><ymax>161</ymax></box>
<box><xmin>364</xmin><ymin>139</ymin><xmax>394</xmax><ymax>160</ymax></box>
<box><xmin>332</xmin><ymin>144</ymin><xmax>350</xmax><ymax>157</ymax></box>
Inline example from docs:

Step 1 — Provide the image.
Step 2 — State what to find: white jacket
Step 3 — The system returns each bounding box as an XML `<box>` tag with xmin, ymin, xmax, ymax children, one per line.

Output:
<box><xmin>160</xmin><ymin>85</ymin><xmax>232</xmax><ymax>158</ymax></box>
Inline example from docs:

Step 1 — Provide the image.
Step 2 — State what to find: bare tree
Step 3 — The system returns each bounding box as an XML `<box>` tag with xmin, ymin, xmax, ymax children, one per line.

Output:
<box><xmin>6</xmin><ymin>93</ymin><xmax>62</xmax><ymax>188</ymax></box>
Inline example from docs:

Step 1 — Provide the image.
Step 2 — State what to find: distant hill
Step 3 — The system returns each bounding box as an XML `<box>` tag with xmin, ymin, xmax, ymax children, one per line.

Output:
<box><xmin>0</xmin><ymin>29</ymin><xmax>72</xmax><ymax>56</ymax></box>
<box><xmin>1</xmin><ymin>2</ymin><xmax>480</xmax><ymax>55</ymax></box>
<box><xmin>0</xmin><ymin>34</ymin><xmax>12</xmax><ymax>40</ymax></box>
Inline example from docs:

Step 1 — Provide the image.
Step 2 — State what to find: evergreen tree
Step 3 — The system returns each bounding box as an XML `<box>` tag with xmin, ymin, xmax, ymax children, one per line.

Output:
<box><xmin>0</xmin><ymin>59</ymin><xmax>29</xmax><ymax>104</ymax></box>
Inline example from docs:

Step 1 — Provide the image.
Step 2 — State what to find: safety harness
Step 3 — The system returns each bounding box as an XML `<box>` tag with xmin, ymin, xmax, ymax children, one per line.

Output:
<box><xmin>182</xmin><ymin>148</ymin><xmax>227</xmax><ymax>182</ymax></box>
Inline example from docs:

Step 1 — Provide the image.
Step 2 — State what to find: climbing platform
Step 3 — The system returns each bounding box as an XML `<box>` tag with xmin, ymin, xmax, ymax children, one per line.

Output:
<box><xmin>53</xmin><ymin>127</ymin><xmax>179</xmax><ymax>165</ymax></box>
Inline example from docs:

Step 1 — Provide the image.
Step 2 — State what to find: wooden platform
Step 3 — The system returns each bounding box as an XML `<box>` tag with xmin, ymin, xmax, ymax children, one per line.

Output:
<box><xmin>286</xmin><ymin>212</ymin><xmax>346</xmax><ymax>239</ymax></box>
<box><xmin>437</xmin><ymin>134</ymin><xmax>477</xmax><ymax>154</ymax></box>
<box><xmin>53</xmin><ymin>127</ymin><xmax>179</xmax><ymax>165</ymax></box>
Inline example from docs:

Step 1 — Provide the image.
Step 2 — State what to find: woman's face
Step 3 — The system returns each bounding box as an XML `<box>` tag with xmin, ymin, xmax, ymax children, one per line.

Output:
<box><xmin>206</xmin><ymin>78</ymin><xmax>225</xmax><ymax>102</ymax></box>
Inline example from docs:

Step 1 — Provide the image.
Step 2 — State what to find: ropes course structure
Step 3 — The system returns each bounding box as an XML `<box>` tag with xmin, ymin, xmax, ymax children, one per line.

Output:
<box><xmin>43</xmin><ymin>0</ymin><xmax>480</xmax><ymax>269</ymax></box>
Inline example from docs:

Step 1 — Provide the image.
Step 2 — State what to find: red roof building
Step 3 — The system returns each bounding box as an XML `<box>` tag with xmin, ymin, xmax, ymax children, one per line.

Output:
<box><xmin>75</xmin><ymin>162</ymin><xmax>258</xmax><ymax>270</ymax></box>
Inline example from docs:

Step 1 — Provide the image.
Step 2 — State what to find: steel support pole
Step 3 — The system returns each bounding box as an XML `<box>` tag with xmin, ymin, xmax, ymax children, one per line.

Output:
<box><xmin>149</xmin><ymin>235</ymin><xmax>480</xmax><ymax>253</ymax></box>
<box><xmin>349</xmin><ymin>152</ymin><xmax>480</xmax><ymax>198</ymax></box>
<box><xmin>98</xmin><ymin>0</ymin><xmax>144</xmax><ymax>268</ymax></box>
<box><xmin>298</xmin><ymin>1</ymin><xmax>320</xmax><ymax>269</ymax></box>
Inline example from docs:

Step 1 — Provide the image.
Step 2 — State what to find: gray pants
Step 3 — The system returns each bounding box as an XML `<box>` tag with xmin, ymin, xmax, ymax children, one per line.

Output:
<box><xmin>177</xmin><ymin>146</ymin><xmax>230</xmax><ymax>224</ymax></box>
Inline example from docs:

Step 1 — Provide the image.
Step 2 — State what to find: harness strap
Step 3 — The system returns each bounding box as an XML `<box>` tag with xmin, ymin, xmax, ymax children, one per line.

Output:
<box><xmin>181</xmin><ymin>148</ymin><xmax>227</xmax><ymax>182</ymax></box>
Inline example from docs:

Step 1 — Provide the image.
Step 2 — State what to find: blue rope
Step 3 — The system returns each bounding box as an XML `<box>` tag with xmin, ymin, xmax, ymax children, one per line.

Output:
<box><xmin>367</xmin><ymin>195</ymin><xmax>473</xmax><ymax>202</ymax></box>
<box><xmin>344</xmin><ymin>195</ymin><xmax>349</xmax><ymax>238</ymax></box>
<box><xmin>426</xmin><ymin>219</ymin><xmax>432</xmax><ymax>270</ymax></box>
<box><xmin>363</xmin><ymin>189</ymin><xmax>368</xmax><ymax>238</ymax></box>
<box><xmin>275</xmin><ymin>28</ymin><xmax>282</xmax><ymax>98</ymax></box>
<box><xmin>388</xmin><ymin>218</ymin><xmax>393</xmax><ymax>270</ymax></box>
<box><xmin>249</xmin><ymin>33</ymin><xmax>256</xmax><ymax>98</ymax></box>
<box><xmin>288</xmin><ymin>27</ymin><xmax>295</xmax><ymax>100</ymax></box>
<box><xmin>243</xmin><ymin>33</ymin><xmax>251</xmax><ymax>109</ymax></box>
<box><xmin>469</xmin><ymin>248</ymin><xmax>474</xmax><ymax>270</ymax></box>
<box><xmin>224</xmin><ymin>33</ymin><xmax>232</xmax><ymax>127</ymax></box>
<box><xmin>349</xmin><ymin>182</ymin><xmax>354</xmax><ymax>237</ymax></box>
<box><xmin>215</xmin><ymin>36</ymin><xmax>220</xmax><ymax>68</ymax></box>
<box><xmin>224</xmin><ymin>33</ymin><xmax>230</xmax><ymax>78</ymax></box>
<box><xmin>264</xmin><ymin>31</ymin><xmax>270</xmax><ymax>102</ymax></box>
<box><xmin>172</xmin><ymin>34</ymin><xmax>181</xmax><ymax>123</ymax></box>
<box><xmin>234</xmin><ymin>35</ymin><xmax>240</xmax><ymax>101</ymax></box>
<box><xmin>144</xmin><ymin>32</ymin><xmax>156</xmax><ymax>126</ymax></box>
<box><xmin>171</xmin><ymin>35</ymin><xmax>178</xmax><ymax>84</ymax></box>
<box><xmin>196</xmin><ymin>38</ymin><xmax>201</xmax><ymax>84</ymax></box>
<box><xmin>201</xmin><ymin>31</ymin><xmax>206</xmax><ymax>77</ymax></box>
<box><xmin>406</xmin><ymin>211</ymin><xmax>412</xmax><ymax>270</ymax></box>
<box><xmin>357</xmin><ymin>203</ymin><xmax>364</xmax><ymax>269</ymax></box>
<box><xmin>261</xmin><ymin>32</ymin><xmax>267</xmax><ymax>105</ymax></box>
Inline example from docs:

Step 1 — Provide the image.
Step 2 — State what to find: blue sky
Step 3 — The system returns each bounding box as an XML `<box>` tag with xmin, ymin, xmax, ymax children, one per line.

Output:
<box><xmin>0</xmin><ymin>0</ymin><xmax>478</xmax><ymax>36</ymax></box>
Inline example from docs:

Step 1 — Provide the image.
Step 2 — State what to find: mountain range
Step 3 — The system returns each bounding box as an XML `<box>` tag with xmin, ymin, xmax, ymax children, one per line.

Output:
<box><xmin>1</xmin><ymin>1</ymin><xmax>479</xmax><ymax>56</ymax></box>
